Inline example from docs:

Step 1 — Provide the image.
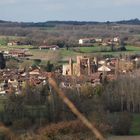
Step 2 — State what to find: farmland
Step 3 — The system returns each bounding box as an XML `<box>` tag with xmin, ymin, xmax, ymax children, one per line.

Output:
<box><xmin>1</xmin><ymin>45</ymin><xmax>140</xmax><ymax>62</ymax></box>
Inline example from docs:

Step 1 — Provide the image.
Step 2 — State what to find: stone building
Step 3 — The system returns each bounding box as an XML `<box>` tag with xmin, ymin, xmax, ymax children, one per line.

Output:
<box><xmin>63</xmin><ymin>56</ymin><xmax>98</xmax><ymax>76</ymax></box>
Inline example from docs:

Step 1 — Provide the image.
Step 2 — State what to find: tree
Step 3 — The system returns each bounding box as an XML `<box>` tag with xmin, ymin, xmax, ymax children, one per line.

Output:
<box><xmin>33</xmin><ymin>59</ymin><xmax>41</xmax><ymax>66</ymax></box>
<box><xmin>111</xmin><ymin>112</ymin><xmax>132</xmax><ymax>135</ymax></box>
<box><xmin>0</xmin><ymin>53</ymin><xmax>6</xmax><ymax>69</ymax></box>
<box><xmin>4</xmin><ymin>94</ymin><xmax>25</xmax><ymax>121</ymax></box>
<box><xmin>45</xmin><ymin>61</ymin><xmax>54</xmax><ymax>72</ymax></box>
<box><xmin>6</xmin><ymin>59</ymin><xmax>18</xmax><ymax>69</ymax></box>
<box><xmin>19</xmin><ymin>60</ymin><xmax>32</xmax><ymax>71</ymax></box>
<box><xmin>110</xmin><ymin>42</ymin><xmax>115</xmax><ymax>52</ymax></box>
<box><xmin>45</xmin><ymin>51</ymin><xmax>61</xmax><ymax>62</ymax></box>
<box><xmin>118</xmin><ymin>39</ymin><xmax>127</xmax><ymax>51</ymax></box>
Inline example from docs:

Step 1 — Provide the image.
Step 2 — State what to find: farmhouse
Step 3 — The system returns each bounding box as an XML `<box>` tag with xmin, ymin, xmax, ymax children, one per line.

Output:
<box><xmin>95</xmin><ymin>38</ymin><xmax>102</xmax><ymax>43</ymax></box>
<box><xmin>79</xmin><ymin>38</ymin><xmax>95</xmax><ymax>45</ymax></box>
<box><xmin>39</xmin><ymin>45</ymin><xmax>59</xmax><ymax>50</ymax></box>
<box><xmin>9</xmin><ymin>49</ymin><xmax>26</xmax><ymax>57</ymax></box>
<box><xmin>7</xmin><ymin>41</ymin><xmax>20</xmax><ymax>46</ymax></box>
<box><xmin>113</xmin><ymin>36</ymin><xmax>120</xmax><ymax>42</ymax></box>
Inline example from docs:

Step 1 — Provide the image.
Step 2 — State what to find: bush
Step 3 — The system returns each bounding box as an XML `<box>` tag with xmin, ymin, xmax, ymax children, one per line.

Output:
<box><xmin>0</xmin><ymin>124</ymin><xmax>16</xmax><ymax>140</ymax></box>
<box><xmin>38</xmin><ymin>120</ymin><xmax>87</xmax><ymax>138</ymax></box>
<box><xmin>88</xmin><ymin>112</ymin><xmax>112</xmax><ymax>134</ymax></box>
<box><xmin>12</xmin><ymin>118</ymin><xmax>32</xmax><ymax>129</ymax></box>
<box><xmin>109</xmin><ymin>112</ymin><xmax>132</xmax><ymax>135</ymax></box>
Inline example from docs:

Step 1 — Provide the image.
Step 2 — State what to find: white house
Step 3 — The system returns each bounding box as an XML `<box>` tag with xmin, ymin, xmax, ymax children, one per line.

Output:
<box><xmin>39</xmin><ymin>45</ymin><xmax>59</xmax><ymax>50</ymax></box>
<box><xmin>79</xmin><ymin>38</ymin><xmax>103</xmax><ymax>45</ymax></box>
<box><xmin>95</xmin><ymin>38</ymin><xmax>102</xmax><ymax>43</ymax></box>
<box><xmin>79</xmin><ymin>39</ymin><xmax>89</xmax><ymax>45</ymax></box>
<box><xmin>113</xmin><ymin>37</ymin><xmax>119</xmax><ymax>42</ymax></box>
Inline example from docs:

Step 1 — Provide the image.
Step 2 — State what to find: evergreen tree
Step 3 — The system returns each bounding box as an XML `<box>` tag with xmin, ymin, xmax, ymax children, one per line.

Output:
<box><xmin>0</xmin><ymin>53</ymin><xmax>6</xmax><ymax>69</ymax></box>
<box><xmin>45</xmin><ymin>61</ymin><xmax>54</xmax><ymax>72</ymax></box>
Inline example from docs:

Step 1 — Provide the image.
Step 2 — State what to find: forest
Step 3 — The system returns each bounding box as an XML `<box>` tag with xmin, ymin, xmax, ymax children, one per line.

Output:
<box><xmin>0</xmin><ymin>19</ymin><xmax>140</xmax><ymax>47</ymax></box>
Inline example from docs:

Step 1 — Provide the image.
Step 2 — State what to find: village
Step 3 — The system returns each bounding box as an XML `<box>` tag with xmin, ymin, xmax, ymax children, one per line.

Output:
<box><xmin>0</xmin><ymin>39</ymin><xmax>139</xmax><ymax>96</ymax></box>
<box><xmin>0</xmin><ymin>34</ymin><xmax>140</xmax><ymax>140</ymax></box>
<box><xmin>78</xmin><ymin>36</ymin><xmax>120</xmax><ymax>46</ymax></box>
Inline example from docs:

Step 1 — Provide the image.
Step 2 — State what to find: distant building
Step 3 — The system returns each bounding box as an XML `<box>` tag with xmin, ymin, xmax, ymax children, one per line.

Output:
<box><xmin>79</xmin><ymin>39</ymin><xmax>88</xmax><ymax>45</ymax></box>
<box><xmin>7</xmin><ymin>41</ymin><xmax>20</xmax><ymax>46</ymax></box>
<box><xmin>9</xmin><ymin>50</ymin><xmax>26</xmax><ymax>57</ymax></box>
<box><xmin>39</xmin><ymin>45</ymin><xmax>59</xmax><ymax>50</ymax></box>
<box><xmin>79</xmin><ymin>38</ymin><xmax>103</xmax><ymax>46</ymax></box>
<box><xmin>79</xmin><ymin>38</ymin><xmax>95</xmax><ymax>45</ymax></box>
<box><xmin>113</xmin><ymin>36</ymin><xmax>120</xmax><ymax>42</ymax></box>
<box><xmin>95</xmin><ymin>38</ymin><xmax>102</xmax><ymax>43</ymax></box>
<box><xmin>63</xmin><ymin>56</ymin><xmax>98</xmax><ymax>76</ymax></box>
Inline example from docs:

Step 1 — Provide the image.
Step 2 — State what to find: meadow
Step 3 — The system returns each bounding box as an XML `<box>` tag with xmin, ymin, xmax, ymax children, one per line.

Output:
<box><xmin>29</xmin><ymin>45</ymin><xmax>140</xmax><ymax>61</ymax></box>
<box><xmin>1</xmin><ymin>45</ymin><xmax>140</xmax><ymax>61</ymax></box>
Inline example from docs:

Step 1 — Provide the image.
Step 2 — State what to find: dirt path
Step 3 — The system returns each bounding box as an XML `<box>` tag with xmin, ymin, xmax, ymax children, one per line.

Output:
<box><xmin>108</xmin><ymin>136</ymin><xmax>140</xmax><ymax>140</ymax></box>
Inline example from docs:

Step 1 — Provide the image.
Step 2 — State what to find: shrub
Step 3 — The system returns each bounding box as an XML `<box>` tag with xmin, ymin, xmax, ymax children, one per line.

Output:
<box><xmin>38</xmin><ymin>120</ymin><xmax>87</xmax><ymax>138</ymax></box>
<box><xmin>0</xmin><ymin>124</ymin><xmax>16</xmax><ymax>140</ymax></box>
<box><xmin>88</xmin><ymin>112</ymin><xmax>112</xmax><ymax>134</ymax></box>
<box><xmin>12</xmin><ymin>118</ymin><xmax>32</xmax><ymax>129</ymax></box>
<box><xmin>109</xmin><ymin>112</ymin><xmax>132</xmax><ymax>135</ymax></box>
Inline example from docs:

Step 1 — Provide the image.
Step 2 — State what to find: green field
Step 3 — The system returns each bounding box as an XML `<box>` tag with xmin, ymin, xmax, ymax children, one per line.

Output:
<box><xmin>1</xmin><ymin>45</ymin><xmax>140</xmax><ymax>61</ymax></box>
<box><xmin>77</xmin><ymin>46</ymin><xmax>140</xmax><ymax>53</ymax></box>
<box><xmin>0</xmin><ymin>45</ymin><xmax>34</xmax><ymax>50</ymax></box>
<box><xmin>60</xmin><ymin>46</ymin><xmax>140</xmax><ymax>60</ymax></box>
<box><xmin>130</xmin><ymin>114</ymin><xmax>140</xmax><ymax>135</ymax></box>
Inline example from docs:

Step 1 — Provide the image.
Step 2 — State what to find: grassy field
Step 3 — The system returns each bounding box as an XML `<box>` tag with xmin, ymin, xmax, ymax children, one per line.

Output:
<box><xmin>31</xmin><ymin>46</ymin><xmax>140</xmax><ymax>58</ymax></box>
<box><xmin>130</xmin><ymin>114</ymin><xmax>140</xmax><ymax>135</ymax></box>
<box><xmin>1</xmin><ymin>45</ymin><xmax>140</xmax><ymax>61</ymax></box>
<box><xmin>108</xmin><ymin>114</ymin><xmax>140</xmax><ymax>138</ymax></box>
<box><xmin>0</xmin><ymin>45</ymin><xmax>34</xmax><ymax>50</ymax></box>
<box><xmin>77</xmin><ymin>46</ymin><xmax>140</xmax><ymax>54</ymax></box>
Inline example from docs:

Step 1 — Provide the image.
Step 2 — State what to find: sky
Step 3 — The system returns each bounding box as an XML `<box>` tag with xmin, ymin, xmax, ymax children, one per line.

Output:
<box><xmin>0</xmin><ymin>0</ymin><xmax>140</xmax><ymax>22</ymax></box>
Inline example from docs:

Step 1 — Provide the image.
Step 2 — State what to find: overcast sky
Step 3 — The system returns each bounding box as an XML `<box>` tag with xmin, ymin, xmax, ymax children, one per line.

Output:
<box><xmin>0</xmin><ymin>0</ymin><xmax>140</xmax><ymax>22</ymax></box>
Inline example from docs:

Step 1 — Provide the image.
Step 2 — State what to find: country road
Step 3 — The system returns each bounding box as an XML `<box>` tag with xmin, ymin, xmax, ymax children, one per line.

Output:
<box><xmin>108</xmin><ymin>136</ymin><xmax>140</xmax><ymax>140</ymax></box>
